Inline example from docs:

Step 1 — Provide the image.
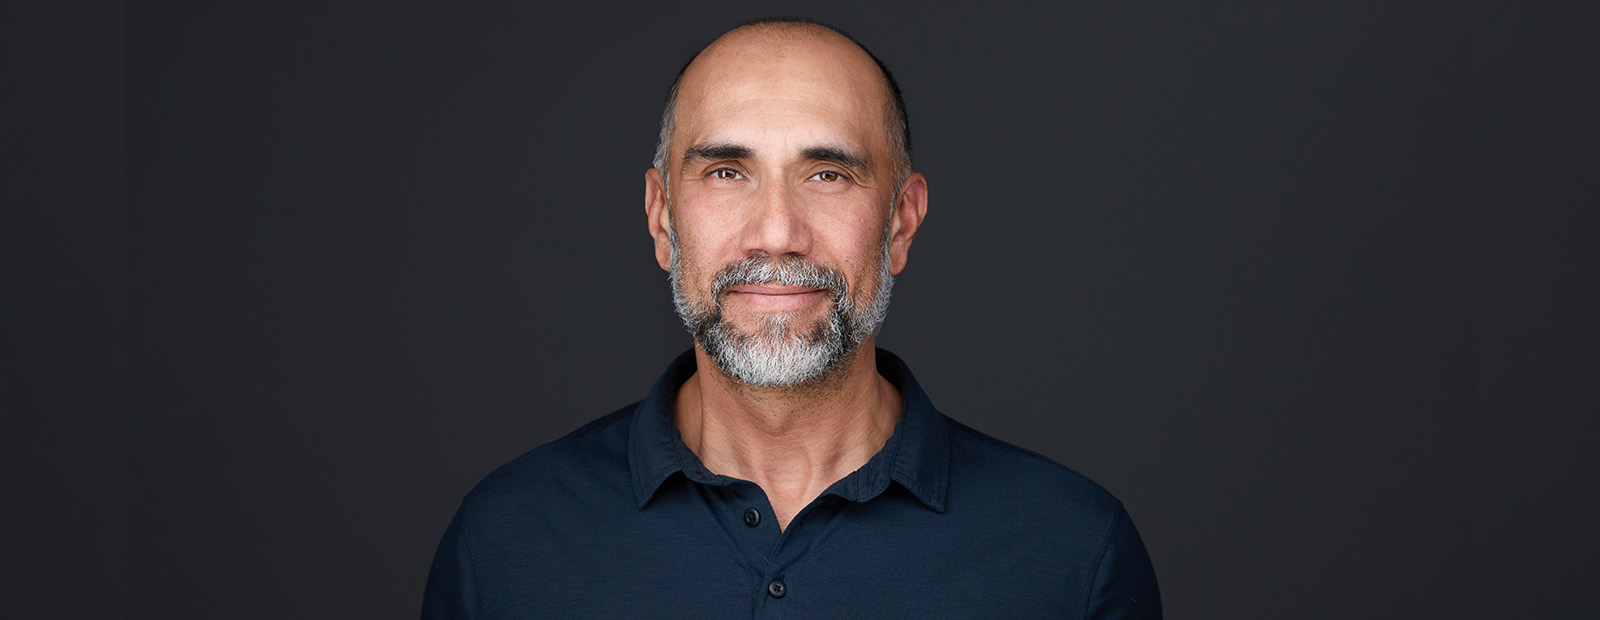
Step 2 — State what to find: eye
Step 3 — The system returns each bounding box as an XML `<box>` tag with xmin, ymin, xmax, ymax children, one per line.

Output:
<box><xmin>710</xmin><ymin>168</ymin><xmax>744</xmax><ymax>180</ymax></box>
<box><xmin>810</xmin><ymin>170</ymin><xmax>846</xmax><ymax>183</ymax></box>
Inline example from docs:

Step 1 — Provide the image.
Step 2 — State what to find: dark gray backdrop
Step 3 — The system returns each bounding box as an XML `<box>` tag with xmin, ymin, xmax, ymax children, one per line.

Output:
<box><xmin>3</xmin><ymin>1</ymin><xmax>1561</xmax><ymax>618</ymax></box>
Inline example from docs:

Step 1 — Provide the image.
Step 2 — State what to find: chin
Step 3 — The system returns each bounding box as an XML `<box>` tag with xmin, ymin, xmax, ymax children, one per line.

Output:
<box><xmin>701</xmin><ymin>311</ymin><xmax>852</xmax><ymax>389</ymax></box>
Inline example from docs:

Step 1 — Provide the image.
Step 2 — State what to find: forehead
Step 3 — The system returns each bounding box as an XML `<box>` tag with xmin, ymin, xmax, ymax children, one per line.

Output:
<box><xmin>673</xmin><ymin>28</ymin><xmax>889</xmax><ymax>156</ymax></box>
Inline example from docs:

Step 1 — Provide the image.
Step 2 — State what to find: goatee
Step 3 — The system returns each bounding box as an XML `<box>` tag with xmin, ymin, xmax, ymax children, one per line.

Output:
<box><xmin>670</xmin><ymin>246</ymin><xmax>893</xmax><ymax>389</ymax></box>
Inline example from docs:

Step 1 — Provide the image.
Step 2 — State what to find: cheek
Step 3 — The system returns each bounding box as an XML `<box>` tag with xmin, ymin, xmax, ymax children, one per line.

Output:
<box><xmin>671</xmin><ymin>236</ymin><xmax>725</xmax><ymax>292</ymax></box>
<box><xmin>672</xmin><ymin>204</ymin><xmax>740</xmax><ymax>262</ymax></box>
<box><xmin>833</xmin><ymin>228</ymin><xmax>892</xmax><ymax>293</ymax></box>
<box><xmin>842</xmin><ymin>214</ymin><xmax>891</xmax><ymax>262</ymax></box>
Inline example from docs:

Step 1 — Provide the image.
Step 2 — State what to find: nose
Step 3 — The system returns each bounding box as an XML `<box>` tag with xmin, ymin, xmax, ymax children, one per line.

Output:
<box><xmin>741</xmin><ymin>180</ymin><xmax>813</xmax><ymax>258</ymax></box>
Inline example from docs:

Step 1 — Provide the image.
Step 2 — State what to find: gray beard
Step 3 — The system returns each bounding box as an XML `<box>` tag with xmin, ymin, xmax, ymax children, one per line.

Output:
<box><xmin>669</xmin><ymin>233</ymin><xmax>894</xmax><ymax>389</ymax></box>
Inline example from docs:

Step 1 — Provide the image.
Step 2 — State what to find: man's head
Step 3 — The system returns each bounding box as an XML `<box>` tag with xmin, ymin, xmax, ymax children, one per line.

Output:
<box><xmin>643</xmin><ymin>18</ymin><xmax>929</xmax><ymax>389</ymax></box>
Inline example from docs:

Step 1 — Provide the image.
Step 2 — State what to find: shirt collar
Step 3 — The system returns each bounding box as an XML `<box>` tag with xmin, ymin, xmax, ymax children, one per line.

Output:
<box><xmin>629</xmin><ymin>348</ymin><xmax>950</xmax><ymax>513</ymax></box>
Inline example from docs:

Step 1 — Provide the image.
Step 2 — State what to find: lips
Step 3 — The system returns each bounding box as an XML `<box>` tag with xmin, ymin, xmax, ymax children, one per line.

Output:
<box><xmin>724</xmin><ymin>285</ymin><xmax>828</xmax><ymax>311</ymax></box>
<box><xmin>703</xmin><ymin>255</ymin><xmax>850</xmax><ymax>313</ymax></box>
<box><xmin>728</xmin><ymin>285</ymin><xmax>825</xmax><ymax>296</ymax></box>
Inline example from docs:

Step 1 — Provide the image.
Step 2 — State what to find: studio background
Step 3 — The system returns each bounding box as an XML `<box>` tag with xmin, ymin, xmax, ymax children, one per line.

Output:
<box><xmin>69</xmin><ymin>1</ymin><xmax>1579</xmax><ymax>618</ymax></box>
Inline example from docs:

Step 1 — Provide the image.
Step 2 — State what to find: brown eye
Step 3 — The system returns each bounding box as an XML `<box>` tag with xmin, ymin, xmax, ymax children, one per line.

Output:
<box><xmin>712</xmin><ymin>169</ymin><xmax>743</xmax><ymax>180</ymax></box>
<box><xmin>812</xmin><ymin>171</ymin><xmax>843</xmax><ymax>182</ymax></box>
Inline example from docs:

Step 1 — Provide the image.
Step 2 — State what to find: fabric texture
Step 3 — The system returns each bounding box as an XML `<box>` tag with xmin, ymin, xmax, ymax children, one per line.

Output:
<box><xmin>423</xmin><ymin>349</ymin><xmax>1161</xmax><ymax>619</ymax></box>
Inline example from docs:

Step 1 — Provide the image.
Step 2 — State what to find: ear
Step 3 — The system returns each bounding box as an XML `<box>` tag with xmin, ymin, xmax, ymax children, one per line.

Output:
<box><xmin>644</xmin><ymin>168</ymin><xmax>673</xmax><ymax>271</ymax></box>
<box><xmin>886</xmin><ymin>172</ymin><xmax>928</xmax><ymax>275</ymax></box>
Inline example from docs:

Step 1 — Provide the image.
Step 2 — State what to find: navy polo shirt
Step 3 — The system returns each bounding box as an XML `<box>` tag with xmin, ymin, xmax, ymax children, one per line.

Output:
<box><xmin>423</xmin><ymin>350</ymin><xmax>1160</xmax><ymax>619</ymax></box>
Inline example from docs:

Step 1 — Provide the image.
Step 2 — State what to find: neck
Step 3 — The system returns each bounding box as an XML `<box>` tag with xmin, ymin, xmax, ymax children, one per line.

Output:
<box><xmin>673</xmin><ymin>339</ymin><xmax>901</xmax><ymax>531</ymax></box>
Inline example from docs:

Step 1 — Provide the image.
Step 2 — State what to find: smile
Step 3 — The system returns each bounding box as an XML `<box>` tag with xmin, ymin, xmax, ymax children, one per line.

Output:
<box><xmin>725</xmin><ymin>286</ymin><xmax>829</xmax><ymax>311</ymax></box>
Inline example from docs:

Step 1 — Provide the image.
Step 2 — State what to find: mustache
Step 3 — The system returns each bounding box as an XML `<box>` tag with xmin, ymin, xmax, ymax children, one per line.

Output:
<box><xmin>710</xmin><ymin>255</ymin><xmax>850</xmax><ymax>305</ymax></box>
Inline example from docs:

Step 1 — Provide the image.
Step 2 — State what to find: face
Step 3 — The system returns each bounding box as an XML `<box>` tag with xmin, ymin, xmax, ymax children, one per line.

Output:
<box><xmin>644</xmin><ymin>28</ymin><xmax>927</xmax><ymax>388</ymax></box>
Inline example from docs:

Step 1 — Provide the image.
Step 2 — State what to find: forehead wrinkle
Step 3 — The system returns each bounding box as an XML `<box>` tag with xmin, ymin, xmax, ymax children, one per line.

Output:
<box><xmin>691</xmin><ymin>69</ymin><xmax>880</xmax><ymax>110</ymax></box>
<box><xmin>679</xmin><ymin>101</ymin><xmax>879</xmax><ymax>163</ymax></box>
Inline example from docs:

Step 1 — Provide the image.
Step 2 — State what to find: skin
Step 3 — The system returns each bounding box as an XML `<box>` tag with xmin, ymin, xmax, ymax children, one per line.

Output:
<box><xmin>642</xmin><ymin>25</ymin><xmax>929</xmax><ymax>531</ymax></box>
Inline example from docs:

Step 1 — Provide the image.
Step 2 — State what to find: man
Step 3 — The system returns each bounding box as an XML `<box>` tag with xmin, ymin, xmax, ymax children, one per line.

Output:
<box><xmin>423</xmin><ymin>17</ymin><xmax>1160</xmax><ymax>619</ymax></box>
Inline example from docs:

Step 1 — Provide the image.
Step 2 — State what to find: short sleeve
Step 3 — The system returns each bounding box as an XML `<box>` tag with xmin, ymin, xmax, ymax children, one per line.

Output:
<box><xmin>422</xmin><ymin>506</ymin><xmax>480</xmax><ymax>620</ymax></box>
<box><xmin>1083</xmin><ymin>506</ymin><xmax>1162</xmax><ymax>619</ymax></box>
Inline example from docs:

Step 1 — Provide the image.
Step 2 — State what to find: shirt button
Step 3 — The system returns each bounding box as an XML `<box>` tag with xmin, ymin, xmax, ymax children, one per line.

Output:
<box><xmin>743</xmin><ymin>507</ymin><xmax>761</xmax><ymax>527</ymax></box>
<box><xmin>767</xmin><ymin>578</ymin><xmax>786</xmax><ymax>598</ymax></box>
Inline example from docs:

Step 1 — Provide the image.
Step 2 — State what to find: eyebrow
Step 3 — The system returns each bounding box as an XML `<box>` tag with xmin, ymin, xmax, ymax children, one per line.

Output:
<box><xmin>679</xmin><ymin>141</ymin><xmax>874</xmax><ymax>176</ymax></box>
<box><xmin>681</xmin><ymin>143</ymin><xmax>752</xmax><ymax>167</ymax></box>
<box><xmin>800</xmin><ymin>146</ymin><xmax>871</xmax><ymax>171</ymax></box>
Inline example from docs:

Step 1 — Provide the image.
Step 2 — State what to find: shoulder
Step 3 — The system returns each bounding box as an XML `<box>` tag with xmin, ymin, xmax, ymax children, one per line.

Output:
<box><xmin>943</xmin><ymin>415</ymin><xmax>1125</xmax><ymax>522</ymax></box>
<box><xmin>939</xmin><ymin>417</ymin><xmax>1161</xmax><ymax>613</ymax></box>
<box><xmin>456</xmin><ymin>403</ymin><xmax>641</xmax><ymax>518</ymax></box>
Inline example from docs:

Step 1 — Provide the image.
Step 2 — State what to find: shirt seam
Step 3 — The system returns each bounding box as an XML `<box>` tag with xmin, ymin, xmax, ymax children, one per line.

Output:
<box><xmin>951</xmin><ymin>421</ymin><xmax>1064</xmax><ymax>467</ymax></box>
<box><xmin>947</xmin><ymin>419</ymin><xmax>1096</xmax><ymax>490</ymax></box>
<box><xmin>1080</xmin><ymin>505</ymin><xmax>1124</xmax><ymax>620</ymax></box>
<box><xmin>463</xmin><ymin>514</ymin><xmax>485</xmax><ymax>618</ymax></box>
